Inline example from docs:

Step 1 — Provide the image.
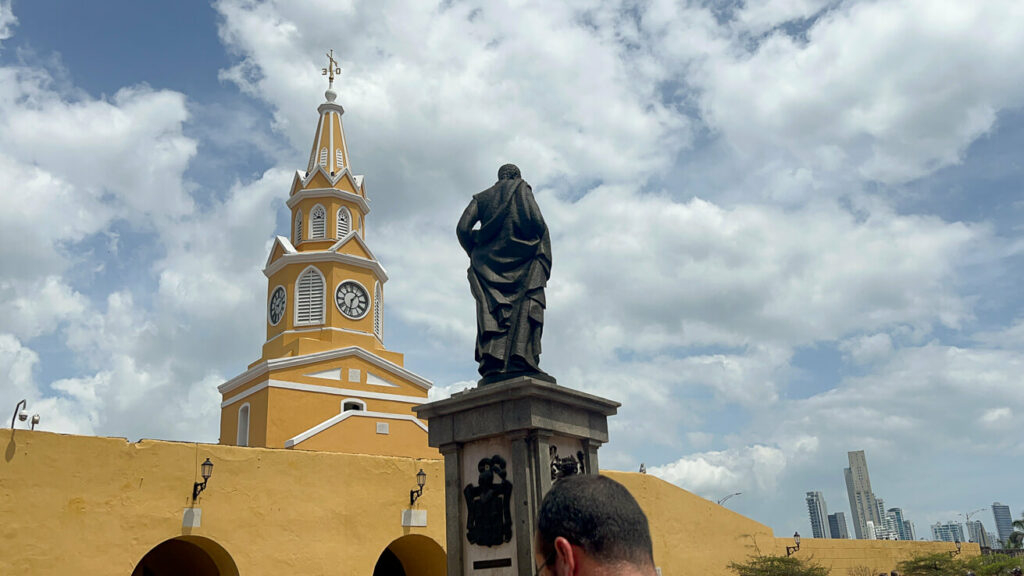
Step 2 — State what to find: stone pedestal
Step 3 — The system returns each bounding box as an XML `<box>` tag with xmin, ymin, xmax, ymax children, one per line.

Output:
<box><xmin>413</xmin><ymin>376</ymin><xmax>619</xmax><ymax>576</ymax></box>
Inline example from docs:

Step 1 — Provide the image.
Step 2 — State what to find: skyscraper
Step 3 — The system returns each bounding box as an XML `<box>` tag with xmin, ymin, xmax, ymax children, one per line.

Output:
<box><xmin>806</xmin><ymin>491</ymin><xmax>830</xmax><ymax>538</ymax></box>
<box><xmin>829</xmin><ymin>512</ymin><xmax>850</xmax><ymax>539</ymax></box>
<box><xmin>903</xmin><ymin>520</ymin><xmax>916</xmax><ymax>542</ymax></box>
<box><xmin>931</xmin><ymin>522</ymin><xmax>966</xmax><ymax>543</ymax></box>
<box><xmin>993</xmin><ymin>502</ymin><xmax>1013</xmax><ymax>547</ymax></box>
<box><xmin>967</xmin><ymin>520</ymin><xmax>991</xmax><ymax>547</ymax></box>
<box><xmin>888</xmin><ymin>508</ymin><xmax>911</xmax><ymax>541</ymax></box>
<box><xmin>845</xmin><ymin>450</ymin><xmax>882</xmax><ymax>539</ymax></box>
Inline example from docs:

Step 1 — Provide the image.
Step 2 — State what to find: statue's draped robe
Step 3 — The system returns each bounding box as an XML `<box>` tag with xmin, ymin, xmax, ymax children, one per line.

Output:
<box><xmin>457</xmin><ymin>177</ymin><xmax>551</xmax><ymax>379</ymax></box>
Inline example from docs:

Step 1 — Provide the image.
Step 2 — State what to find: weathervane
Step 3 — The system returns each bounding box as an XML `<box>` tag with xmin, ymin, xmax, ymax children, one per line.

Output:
<box><xmin>322</xmin><ymin>49</ymin><xmax>342</xmax><ymax>89</ymax></box>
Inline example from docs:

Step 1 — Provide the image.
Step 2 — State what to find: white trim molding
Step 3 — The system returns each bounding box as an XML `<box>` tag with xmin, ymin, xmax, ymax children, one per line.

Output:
<box><xmin>218</xmin><ymin>346</ymin><xmax>433</xmax><ymax>395</ymax></box>
<box><xmin>287</xmin><ymin>186</ymin><xmax>369</xmax><ymax>215</ymax></box>
<box><xmin>263</xmin><ymin>250</ymin><xmax>389</xmax><ymax>283</ymax></box>
<box><xmin>221</xmin><ymin>379</ymin><xmax>427</xmax><ymax>408</ymax></box>
<box><xmin>284</xmin><ymin>410</ymin><xmax>428</xmax><ymax>448</ymax></box>
<box><xmin>237</xmin><ymin>402</ymin><xmax>251</xmax><ymax>447</ymax></box>
<box><xmin>289</xmin><ymin>169</ymin><xmax>368</xmax><ymax>207</ymax></box>
<box><xmin>327</xmin><ymin>230</ymin><xmax>378</xmax><ymax>262</ymax></box>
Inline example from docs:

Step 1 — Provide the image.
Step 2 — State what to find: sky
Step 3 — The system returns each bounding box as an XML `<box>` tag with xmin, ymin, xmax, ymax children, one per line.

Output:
<box><xmin>1</xmin><ymin>0</ymin><xmax>1022</xmax><ymax>539</ymax></box>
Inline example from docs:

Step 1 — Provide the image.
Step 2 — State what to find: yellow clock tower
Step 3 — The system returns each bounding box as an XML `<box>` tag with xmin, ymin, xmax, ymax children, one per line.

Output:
<box><xmin>218</xmin><ymin>55</ymin><xmax>436</xmax><ymax>459</ymax></box>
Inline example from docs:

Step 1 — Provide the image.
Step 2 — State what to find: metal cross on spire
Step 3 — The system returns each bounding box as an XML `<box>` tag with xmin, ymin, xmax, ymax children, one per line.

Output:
<box><xmin>322</xmin><ymin>49</ymin><xmax>341</xmax><ymax>89</ymax></box>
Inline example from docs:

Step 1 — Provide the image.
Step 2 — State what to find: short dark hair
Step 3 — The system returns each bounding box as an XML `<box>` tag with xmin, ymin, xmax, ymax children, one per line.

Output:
<box><xmin>536</xmin><ymin>474</ymin><xmax>654</xmax><ymax>569</ymax></box>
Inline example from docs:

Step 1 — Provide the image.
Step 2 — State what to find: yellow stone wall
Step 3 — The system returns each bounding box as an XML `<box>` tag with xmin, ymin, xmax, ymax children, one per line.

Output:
<box><xmin>607</xmin><ymin>471</ymin><xmax>978</xmax><ymax>575</ymax></box>
<box><xmin>0</xmin><ymin>429</ymin><xmax>978</xmax><ymax>576</ymax></box>
<box><xmin>0</xmin><ymin>429</ymin><xmax>445</xmax><ymax>576</ymax></box>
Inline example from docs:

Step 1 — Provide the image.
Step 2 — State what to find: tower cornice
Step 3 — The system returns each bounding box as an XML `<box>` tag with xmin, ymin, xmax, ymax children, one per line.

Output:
<box><xmin>287</xmin><ymin>185</ymin><xmax>370</xmax><ymax>215</ymax></box>
<box><xmin>263</xmin><ymin>250</ymin><xmax>389</xmax><ymax>283</ymax></box>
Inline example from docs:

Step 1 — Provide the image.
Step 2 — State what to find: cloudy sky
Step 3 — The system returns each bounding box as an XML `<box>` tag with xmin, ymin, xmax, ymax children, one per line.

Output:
<box><xmin>1</xmin><ymin>0</ymin><xmax>1022</xmax><ymax>538</ymax></box>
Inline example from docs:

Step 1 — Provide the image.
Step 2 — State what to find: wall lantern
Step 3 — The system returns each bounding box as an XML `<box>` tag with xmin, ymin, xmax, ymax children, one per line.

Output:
<box><xmin>10</xmin><ymin>399</ymin><xmax>27</xmax><ymax>428</ymax></box>
<box><xmin>786</xmin><ymin>532</ymin><xmax>801</xmax><ymax>556</ymax></box>
<box><xmin>949</xmin><ymin>539</ymin><xmax>961</xmax><ymax>558</ymax></box>
<box><xmin>410</xmin><ymin>468</ymin><xmax>426</xmax><ymax>505</ymax></box>
<box><xmin>9</xmin><ymin>399</ymin><xmax>39</xmax><ymax>430</ymax></box>
<box><xmin>192</xmin><ymin>458</ymin><xmax>214</xmax><ymax>501</ymax></box>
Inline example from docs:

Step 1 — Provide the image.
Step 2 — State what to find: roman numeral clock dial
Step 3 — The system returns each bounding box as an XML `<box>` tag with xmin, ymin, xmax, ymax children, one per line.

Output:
<box><xmin>335</xmin><ymin>281</ymin><xmax>370</xmax><ymax>320</ymax></box>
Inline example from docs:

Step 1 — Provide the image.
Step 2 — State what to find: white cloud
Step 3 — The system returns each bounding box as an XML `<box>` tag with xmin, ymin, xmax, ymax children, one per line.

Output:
<box><xmin>0</xmin><ymin>0</ymin><xmax>15</xmax><ymax>42</ymax></box>
<box><xmin>980</xmin><ymin>407</ymin><xmax>1012</xmax><ymax>430</ymax></box>
<box><xmin>690</xmin><ymin>0</ymin><xmax>1024</xmax><ymax>185</ymax></box>
<box><xmin>839</xmin><ymin>333</ymin><xmax>894</xmax><ymax>365</ymax></box>
<box><xmin>649</xmin><ymin>444</ymin><xmax>788</xmax><ymax>495</ymax></box>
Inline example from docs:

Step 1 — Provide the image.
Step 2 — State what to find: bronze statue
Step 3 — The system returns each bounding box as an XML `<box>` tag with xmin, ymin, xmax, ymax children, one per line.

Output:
<box><xmin>457</xmin><ymin>164</ymin><xmax>554</xmax><ymax>385</ymax></box>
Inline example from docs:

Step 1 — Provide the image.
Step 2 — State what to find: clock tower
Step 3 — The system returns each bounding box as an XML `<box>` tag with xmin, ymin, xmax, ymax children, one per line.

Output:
<box><xmin>218</xmin><ymin>56</ymin><xmax>436</xmax><ymax>459</ymax></box>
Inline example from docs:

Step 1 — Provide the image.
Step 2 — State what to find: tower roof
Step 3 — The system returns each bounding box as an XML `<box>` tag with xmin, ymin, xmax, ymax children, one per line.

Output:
<box><xmin>305</xmin><ymin>89</ymin><xmax>352</xmax><ymax>177</ymax></box>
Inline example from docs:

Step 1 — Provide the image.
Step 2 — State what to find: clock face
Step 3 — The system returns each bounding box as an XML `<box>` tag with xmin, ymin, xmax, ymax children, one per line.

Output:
<box><xmin>268</xmin><ymin>286</ymin><xmax>286</xmax><ymax>326</ymax></box>
<box><xmin>335</xmin><ymin>281</ymin><xmax>370</xmax><ymax>320</ymax></box>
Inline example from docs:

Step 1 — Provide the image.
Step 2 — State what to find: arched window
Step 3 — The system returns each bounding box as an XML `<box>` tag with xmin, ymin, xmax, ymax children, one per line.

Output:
<box><xmin>374</xmin><ymin>282</ymin><xmax>382</xmax><ymax>339</ymax></box>
<box><xmin>237</xmin><ymin>403</ymin><xmax>250</xmax><ymax>446</ymax></box>
<box><xmin>295</xmin><ymin>266</ymin><xmax>325</xmax><ymax>325</ymax></box>
<box><xmin>336</xmin><ymin>148</ymin><xmax>345</xmax><ymax>169</ymax></box>
<box><xmin>319</xmin><ymin>147</ymin><xmax>328</xmax><ymax>167</ymax></box>
<box><xmin>337</xmin><ymin>206</ymin><xmax>351</xmax><ymax>238</ymax></box>
<box><xmin>294</xmin><ymin>211</ymin><xmax>303</xmax><ymax>244</ymax></box>
<box><xmin>342</xmin><ymin>399</ymin><xmax>366</xmax><ymax>412</ymax></box>
<box><xmin>310</xmin><ymin>204</ymin><xmax>326</xmax><ymax>239</ymax></box>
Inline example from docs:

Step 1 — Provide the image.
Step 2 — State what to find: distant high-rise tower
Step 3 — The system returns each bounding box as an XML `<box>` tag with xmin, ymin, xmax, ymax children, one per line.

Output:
<box><xmin>887</xmin><ymin>508</ymin><xmax>911</xmax><ymax>541</ymax></box>
<box><xmin>992</xmin><ymin>503</ymin><xmax>1013</xmax><ymax>546</ymax></box>
<box><xmin>829</xmin><ymin>512</ymin><xmax>850</xmax><ymax>539</ymax></box>
<box><xmin>806</xmin><ymin>491</ymin><xmax>830</xmax><ymax>538</ymax></box>
<box><xmin>903</xmin><ymin>520</ymin><xmax>916</xmax><ymax>541</ymax></box>
<box><xmin>845</xmin><ymin>450</ymin><xmax>882</xmax><ymax>539</ymax></box>
<box><xmin>967</xmin><ymin>520</ymin><xmax>991</xmax><ymax>547</ymax></box>
<box><xmin>931</xmin><ymin>522</ymin><xmax>966</xmax><ymax>543</ymax></box>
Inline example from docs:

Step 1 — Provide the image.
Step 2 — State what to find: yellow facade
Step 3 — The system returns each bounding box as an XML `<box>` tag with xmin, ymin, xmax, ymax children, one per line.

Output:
<box><xmin>218</xmin><ymin>87</ymin><xmax>434</xmax><ymax>459</ymax></box>
<box><xmin>1</xmin><ymin>429</ymin><xmax>978</xmax><ymax>576</ymax></box>
<box><xmin>0</xmin><ymin>429</ymin><xmax>445</xmax><ymax>576</ymax></box>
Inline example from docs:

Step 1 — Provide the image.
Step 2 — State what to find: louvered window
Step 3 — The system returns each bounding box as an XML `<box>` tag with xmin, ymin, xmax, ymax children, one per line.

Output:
<box><xmin>336</xmin><ymin>148</ymin><xmax>345</xmax><ymax>169</ymax></box>
<box><xmin>319</xmin><ymin>147</ymin><xmax>328</xmax><ymax>167</ymax></box>
<box><xmin>337</xmin><ymin>207</ymin><xmax>351</xmax><ymax>237</ymax></box>
<box><xmin>295</xmin><ymin>267</ymin><xmax>325</xmax><ymax>325</ymax></box>
<box><xmin>294</xmin><ymin>211</ymin><xmax>303</xmax><ymax>244</ymax></box>
<box><xmin>311</xmin><ymin>205</ymin><xmax>326</xmax><ymax>239</ymax></box>
<box><xmin>374</xmin><ymin>283</ymin><xmax>382</xmax><ymax>339</ymax></box>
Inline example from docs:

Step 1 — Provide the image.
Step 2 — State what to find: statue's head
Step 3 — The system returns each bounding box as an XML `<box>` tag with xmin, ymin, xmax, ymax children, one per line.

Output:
<box><xmin>498</xmin><ymin>164</ymin><xmax>521</xmax><ymax>180</ymax></box>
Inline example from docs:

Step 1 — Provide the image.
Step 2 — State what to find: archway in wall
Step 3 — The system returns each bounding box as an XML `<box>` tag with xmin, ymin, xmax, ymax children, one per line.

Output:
<box><xmin>131</xmin><ymin>535</ymin><xmax>239</xmax><ymax>576</ymax></box>
<box><xmin>373</xmin><ymin>534</ymin><xmax>446</xmax><ymax>576</ymax></box>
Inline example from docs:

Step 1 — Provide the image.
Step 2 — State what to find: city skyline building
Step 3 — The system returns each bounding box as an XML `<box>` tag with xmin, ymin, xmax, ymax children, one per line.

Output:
<box><xmin>993</xmin><ymin>502</ymin><xmax>1013</xmax><ymax>546</ymax></box>
<box><xmin>845</xmin><ymin>450</ymin><xmax>882</xmax><ymax>539</ymax></box>
<box><xmin>931</xmin><ymin>522</ymin><xmax>966</xmax><ymax>543</ymax></box>
<box><xmin>829</xmin><ymin>512</ymin><xmax>850</xmax><ymax>539</ymax></box>
<box><xmin>967</xmin><ymin>520</ymin><xmax>991</xmax><ymax>548</ymax></box>
<box><xmin>904</xmin><ymin>520</ymin><xmax>916</xmax><ymax>542</ymax></box>
<box><xmin>888</xmin><ymin>508</ymin><xmax>912</xmax><ymax>541</ymax></box>
<box><xmin>807</xmin><ymin>491</ymin><xmax>831</xmax><ymax>539</ymax></box>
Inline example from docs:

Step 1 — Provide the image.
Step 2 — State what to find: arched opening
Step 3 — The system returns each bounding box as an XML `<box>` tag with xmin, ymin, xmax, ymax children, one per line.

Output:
<box><xmin>131</xmin><ymin>536</ymin><xmax>238</xmax><ymax>576</ymax></box>
<box><xmin>373</xmin><ymin>534</ymin><xmax>446</xmax><ymax>576</ymax></box>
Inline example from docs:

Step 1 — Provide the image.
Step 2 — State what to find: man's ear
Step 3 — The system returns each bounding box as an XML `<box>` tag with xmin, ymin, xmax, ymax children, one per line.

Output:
<box><xmin>554</xmin><ymin>536</ymin><xmax>576</xmax><ymax>575</ymax></box>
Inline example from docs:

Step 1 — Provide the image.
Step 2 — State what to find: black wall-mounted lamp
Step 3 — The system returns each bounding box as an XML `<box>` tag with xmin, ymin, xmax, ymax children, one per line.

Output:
<box><xmin>786</xmin><ymin>532</ymin><xmax>801</xmax><ymax>556</ymax></box>
<box><xmin>10</xmin><ymin>399</ymin><xmax>27</xmax><ymax>429</ymax></box>
<box><xmin>409</xmin><ymin>468</ymin><xmax>426</xmax><ymax>506</ymax></box>
<box><xmin>949</xmin><ymin>540</ymin><xmax>961</xmax><ymax>558</ymax></box>
<box><xmin>192</xmin><ymin>458</ymin><xmax>214</xmax><ymax>501</ymax></box>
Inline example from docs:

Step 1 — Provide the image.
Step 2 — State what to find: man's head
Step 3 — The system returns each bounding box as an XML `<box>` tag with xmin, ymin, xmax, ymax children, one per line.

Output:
<box><xmin>498</xmin><ymin>163</ymin><xmax>521</xmax><ymax>180</ymax></box>
<box><xmin>535</xmin><ymin>474</ymin><xmax>655</xmax><ymax>575</ymax></box>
